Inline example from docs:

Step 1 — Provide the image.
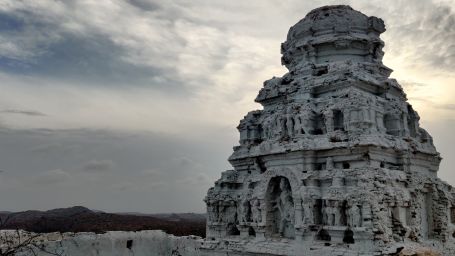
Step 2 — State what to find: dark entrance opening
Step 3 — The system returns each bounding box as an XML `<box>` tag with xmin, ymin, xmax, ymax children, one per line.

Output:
<box><xmin>343</xmin><ymin>229</ymin><xmax>355</xmax><ymax>244</ymax></box>
<box><xmin>227</xmin><ymin>223</ymin><xmax>240</xmax><ymax>236</ymax></box>
<box><xmin>126</xmin><ymin>240</ymin><xmax>133</xmax><ymax>250</ymax></box>
<box><xmin>316</xmin><ymin>229</ymin><xmax>331</xmax><ymax>241</ymax></box>
<box><xmin>248</xmin><ymin>226</ymin><xmax>256</xmax><ymax>237</ymax></box>
<box><xmin>333</xmin><ymin>110</ymin><xmax>344</xmax><ymax>131</ymax></box>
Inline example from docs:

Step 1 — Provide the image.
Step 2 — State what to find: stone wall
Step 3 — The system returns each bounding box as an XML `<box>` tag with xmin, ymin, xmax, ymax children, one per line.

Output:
<box><xmin>13</xmin><ymin>230</ymin><xmax>203</xmax><ymax>256</ymax></box>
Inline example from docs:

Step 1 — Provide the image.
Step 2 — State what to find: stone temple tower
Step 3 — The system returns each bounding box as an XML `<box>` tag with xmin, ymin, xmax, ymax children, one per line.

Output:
<box><xmin>202</xmin><ymin>5</ymin><xmax>455</xmax><ymax>256</ymax></box>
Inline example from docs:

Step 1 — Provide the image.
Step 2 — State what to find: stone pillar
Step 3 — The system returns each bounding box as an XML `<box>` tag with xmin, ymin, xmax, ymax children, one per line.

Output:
<box><xmin>238</xmin><ymin>225</ymin><xmax>250</xmax><ymax>239</ymax></box>
<box><xmin>363</xmin><ymin>108</ymin><xmax>370</xmax><ymax>122</ymax></box>
<box><xmin>294</xmin><ymin>227</ymin><xmax>304</xmax><ymax>242</ymax></box>
<box><xmin>369</xmin><ymin>109</ymin><xmax>376</xmax><ymax>133</ymax></box>
<box><xmin>362</xmin><ymin>203</ymin><xmax>373</xmax><ymax>228</ymax></box>
<box><xmin>308</xmin><ymin>44</ymin><xmax>316</xmax><ymax>63</ymax></box>
<box><xmin>376</xmin><ymin>112</ymin><xmax>385</xmax><ymax>133</ymax></box>
<box><xmin>294</xmin><ymin>198</ymin><xmax>303</xmax><ymax>228</ymax></box>
<box><xmin>255</xmin><ymin>225</ymin><xmax>266</xmax><ymax>241</ymax></box>
<box><xmin>400</xmin><ymin>152</ymin><xmax>411</xmax><ymax>173</ymax></box>
<box><xmin>324</xmin><ymin>109</ymin><xmax>334</xmax><ymax>133</ymax></box>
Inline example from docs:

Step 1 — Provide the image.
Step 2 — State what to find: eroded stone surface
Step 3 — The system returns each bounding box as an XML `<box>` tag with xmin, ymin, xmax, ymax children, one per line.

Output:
<box><xmin>11</xmin><ymin>230</ymin><xmax>203</xmax><ymax>256</ymax></box>
<box><xmin>203</xmin><ymin>5</ymin><xmax>455</xmax><ymax>256</ymax></box>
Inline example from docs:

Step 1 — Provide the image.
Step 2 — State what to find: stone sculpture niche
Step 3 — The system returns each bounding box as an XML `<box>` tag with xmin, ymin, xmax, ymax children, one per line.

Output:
<box><xmin>265</xmin><ymin>176</ymin><xmax>295</xmax><ymax>238</ymax></box>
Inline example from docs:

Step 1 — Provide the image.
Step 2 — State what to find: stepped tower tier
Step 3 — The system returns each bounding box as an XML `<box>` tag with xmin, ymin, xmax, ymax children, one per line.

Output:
<box><xmin>202</xmin><ymin>5</ymin><xmax>454</xmax><ymax>256</ymax></box>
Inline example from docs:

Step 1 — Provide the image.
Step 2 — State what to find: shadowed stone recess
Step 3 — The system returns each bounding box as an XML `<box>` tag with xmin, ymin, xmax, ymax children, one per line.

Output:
<box><xmin>202</xmin><ymin>5</ymin><xmax>455</xmax><ymax>256</ymax></box>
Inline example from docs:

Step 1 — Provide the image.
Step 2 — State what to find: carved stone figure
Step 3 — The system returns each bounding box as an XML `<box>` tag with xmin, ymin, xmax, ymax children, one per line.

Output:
<box><xmin>325</xmin><ymin>200</ymin><xmax>337</xmax><ymax>226</ymax></box>
<box><xmin>219</xmin><ymin>200</ymin><xmax>237</xmax><ymax>224</ymax></box>
<box><xmin>228</xmin><ymin>201</ymin><xmax>238</xmax><ymax>224</ymax></box>
<box><xmin>251</xmin><ymin>198</ymin><xmax>262</xmax><ymax>223</ymax></box>
<box><xmin>294</xmin><ymin>109</ymin><xmax>313</xmax><ymax>135</ymax></box>
<box><xmin>237</xmin><ymin>196</ymin><xmax>251</xmax><ymax>223</ymax></box>
<box><xmin>207</xmin><ymin>199</ymin><xmax>219</xmax><ymax>223</ymax></box>
<box><xmin>326</xmin><ymin>157</ymin><xmax>334</xmax><ymax>170</ymax></box>
<box><xmin>303</xmin><ymin>199</ymin><xmax>314</xmax><ymax>225</ymax></box>
<box><xmin>322</xmin><ymin>201</ymin><xmax>329</xmax><ymax>226</ymax></box>
<box><xmin>275</xmin><ymin>179</ymin><xmax>295</xmax><ymax>236</ymax></box>
<box><xmin>262</xmin><ymin>114</ymin><xmax>275</xmax><ymax>139</ymax></box>
<box><xmin>276</xmin><ymin>114</ymin><xmax>287</xmax><ymax>138</ymax></box>
<box><xmin>286</xmin><ymin>106</ymin><xmax>295</xmax><ymax>137</ymax></box>
<box><xmin>333</xmin><ymin>201</ymin><xmax>342</xmax><ymax>226</ymax></box>
<box><xmin>217</xmin><ymin>201</ymin><xmax>225</xmax><ymax>223</ymax></box>
<box><xmin>299</xmin><ymin>186</ymin><xmax>314</xmax><ymax>225</ymax></box>
<box><xmin>347</xmin><ymin>203</ymin><xmax>362</xmax><ymax>227</ymax></box>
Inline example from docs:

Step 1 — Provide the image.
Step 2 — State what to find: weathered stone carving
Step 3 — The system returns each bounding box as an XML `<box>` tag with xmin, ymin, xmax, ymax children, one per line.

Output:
<box><xmin>300</xmin><ymin>186</ymin><xmax>314</xmax><ymax>226</ymax></box>
<box><xmin>347</xmin><ymin>202</ymin><xmax>362</xmax><ymax>228</ymax></box>
<box><xmin>251</xmin><ymin>198</ymin><xmax>262</xmax><ymax>224</ymax></box>
<box><xmin>202</xmin><ymin>5</ymin><xmax>454</xmax><ymax>256</ymax></box>
<box><xmin>275</xmin><ymin>178</ymin><xmax>295</xmax><ymax>237</ymax></box>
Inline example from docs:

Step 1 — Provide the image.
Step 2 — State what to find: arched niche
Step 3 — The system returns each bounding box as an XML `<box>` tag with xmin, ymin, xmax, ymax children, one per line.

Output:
<box><xmin>264</xmin><ymin>176</ymin><xmax>296</xmax><ymax>239</ymax></box>
<box><xmin>333</xmin><ymin>109</ymin><xmax>345</xmax><ymax>131</ymax></box>
<box><xmin>257</xmin><ymin>168</ymin><xmax>300</xmax><ymax>197</ymax></box>
<box><xmin>343</xmin><ymin>229</ymin><xmax>355</xmax><ymax>244</ymax></box>
<box><xmin>383</xmin><ymin>113</ymin><xmax>401</xmax><ymax>136</ymax></box>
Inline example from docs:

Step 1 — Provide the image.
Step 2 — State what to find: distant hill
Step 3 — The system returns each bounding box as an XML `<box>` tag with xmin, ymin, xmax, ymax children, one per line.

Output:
<box><xmin>0</xmin><ymin>206</ymin><xmax>206</xmax><ymax>237</ymax></box>
<box><xmin>117</xmin><ymin>212</ymin><xmax>206</xmax><ymax>222</ymax></box>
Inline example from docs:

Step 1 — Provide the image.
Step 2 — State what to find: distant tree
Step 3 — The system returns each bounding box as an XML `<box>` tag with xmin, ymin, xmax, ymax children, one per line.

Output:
<box><xmin>0</xmin><ymin>214</ymin><xmax>65</xmax><ymax>256</ymax></box>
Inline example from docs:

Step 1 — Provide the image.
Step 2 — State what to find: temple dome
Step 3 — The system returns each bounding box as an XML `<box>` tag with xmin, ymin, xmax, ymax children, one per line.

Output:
<box><xmin>288</xmin><ymin>5</ymin><xmax>371</xmax><ymax>38</ymax></box>
<box><xmin>281</xmin><ymin>5</ymin><xmax>386</xmax><ymax>69</ymax></box>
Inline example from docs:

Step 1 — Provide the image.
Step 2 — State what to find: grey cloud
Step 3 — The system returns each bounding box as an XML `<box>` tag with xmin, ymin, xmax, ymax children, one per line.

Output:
<box><xmin>1</xmin><ymin>109</ymin><xmax>47</xmax><ymax>116</ymax></box>
<box><xmin>29</xmin><ymin>142</ymin><xmax>81</xmax><ymax>155</ymax></box>
<box><xmin>0</xmin><ymin>0</ymin><xmax>274</xmax><ymax>101</ymax></box>
<box><xmin>438</xmin><ymin>104</ymin><xmax>455</xmax><ymax>110</ymax></box>
<box><xmin>126</xmin><ymin>0</ymin><xmax>161</xmax><ymax>11</ymax></box>
<box><xmin>400</xmin><ymin>81</ymin><xmax>429</xmax><ymax>88</ymax></box>
<box><xmin>82</xmin><ymin>159</ymin><xmax>115</xmax><ymax>173</ymax></box>
<box><xmin>0</xmin><ymin>127</ymin><xmax>233</xmax><ymax>212</ymax></box>
<box><xmin>421</xmin><ymin>5</ymin><xmax>455</xmax><ymax>70</ymax></box>
<box><xmin>424</xmin><ymin>119</ymin><xmax>455</xmax><ymax>186</ymax></box>
<box><xmin>0</xmin><ymin>10</ymin><xmax>25</xmax><ymax>33</ymax></box>
<box><xmin>399</xmin><ymin>81</ymin><xmax>429</xmax><ymax>96</ymax></box>
<box><xmin>0</xmin><ymin>1</ymin><xmax>188</xmax><ymax>91</ymax></box>
<box><xmin>377</xmin><ymin>0</ymin><xmax>455</xmax><ymax>71</ymax></box>
<box><xmin>0</xmin><ymin>6</ymin><xmax>62</xmax><ymax>61</ymax></box>
<box><xmin>174</xmin><ymin>156</ymin><xmax>197</xmax><ymax>168</ymax></box>
<box><xmin>408</xmin><ymin>97</ymin><xmax>455</xmax><ymax>111</ymax></box>
<box><xmin>176</xmin><ymin>172</ymin><xmax>211</xmax><ymax>186</ymax></box>
<box><xmin>0</xmin><ymin>0</ymin><xmax>453</xmax><ymax>90</ymax></box>
<box><xmin>33</xmin><ymin>169</ymin><xmax>71</xmax><ymax>185</ymax></box>
<box><xmin>1</xmin><ymin>29</ymin><xmax>186</xmax><ymax>91</ymax></box>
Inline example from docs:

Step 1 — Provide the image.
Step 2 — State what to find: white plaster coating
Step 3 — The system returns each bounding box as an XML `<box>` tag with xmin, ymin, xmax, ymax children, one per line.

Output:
<box><xmin>203</xmin><ymin>5</ymin><xmax>455</xmax><ymax>256</ymax></box>
<box><xmin>11</xmin><ymin>230</ymin><xmax>203</xmax><ymax>256</ymax></box>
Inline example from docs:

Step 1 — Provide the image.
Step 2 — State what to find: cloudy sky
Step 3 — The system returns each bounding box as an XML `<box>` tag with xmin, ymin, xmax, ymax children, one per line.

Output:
<box><xmin>0</xmin><ymin>0</ymin><xmax>453</xmax><ymax>213</ymax></box>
